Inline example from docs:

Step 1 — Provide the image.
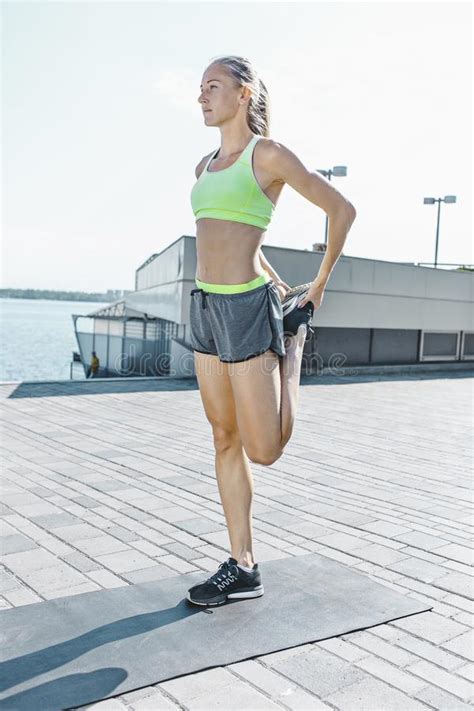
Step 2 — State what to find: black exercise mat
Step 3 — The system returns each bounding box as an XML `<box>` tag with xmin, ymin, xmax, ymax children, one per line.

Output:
<box><xmin>0</xmin><ymin>552</ymin><xmax>432</xmax><ymax>710</ymax></box>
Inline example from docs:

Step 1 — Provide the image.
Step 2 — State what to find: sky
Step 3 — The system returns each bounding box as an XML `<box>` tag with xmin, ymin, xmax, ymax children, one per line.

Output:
<box><xmin>2</xmin><ymin>1</ymin><xmax>472</xmax><ymax>292</ymax></box>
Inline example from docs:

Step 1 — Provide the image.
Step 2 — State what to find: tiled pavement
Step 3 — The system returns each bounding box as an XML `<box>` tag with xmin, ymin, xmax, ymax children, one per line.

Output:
<box><xmin>0</xmin><ymin>370</ymin><xmax>472</xmax><ymax>710</ymax></box>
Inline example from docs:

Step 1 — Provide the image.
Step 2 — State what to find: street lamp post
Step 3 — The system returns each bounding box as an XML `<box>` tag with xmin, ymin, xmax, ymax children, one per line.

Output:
<box><xmin>316</xmin><ymin>166</ymin><xmax>347</xmax><ymax>245</ymax></box>
<box><xmin>423</xmin><ymin>195</ymin><xmax>457</xmax><ymax>268</ymax></box>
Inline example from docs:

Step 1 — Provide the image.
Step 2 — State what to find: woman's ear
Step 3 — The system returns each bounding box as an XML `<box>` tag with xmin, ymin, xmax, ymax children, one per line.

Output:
<box><xmin>239</xmin><ymin>86</ymin><xmax>252</xmax><ymax>104</ymax></box>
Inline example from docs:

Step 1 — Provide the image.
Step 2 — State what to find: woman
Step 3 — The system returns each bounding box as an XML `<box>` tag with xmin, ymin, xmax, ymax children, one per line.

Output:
<box><xmin>186</xmin><ymin>55</ymin><xmax>356</xmax><ymax>606</ymax></box>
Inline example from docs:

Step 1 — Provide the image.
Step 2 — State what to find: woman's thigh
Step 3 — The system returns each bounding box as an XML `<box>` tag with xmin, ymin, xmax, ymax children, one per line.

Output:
<box><xmin>225</xmin><ymin>350</ymin><xmax>282</xmax><ymax>463</ymax></box>
<box><xmin>194</xmin><ymin>351</ymin><xmax>239</xmax><ymax>436</ymax></box>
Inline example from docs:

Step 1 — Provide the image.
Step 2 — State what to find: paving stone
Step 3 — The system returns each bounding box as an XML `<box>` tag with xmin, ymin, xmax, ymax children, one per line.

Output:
<box><xmin>53</xmin><ymin>523</ymin><xmax>104</xmax><ymax>542</ymax></box>
<box><xmin>266</xmin><ymin>645</ymin><xmax>365</xmax><ymax>698</ymax></box>
<box><xmin>19</xmin><ymin>564</ymin><xmax>90</xmax><ymax>594</ymax></box>
<box><xmin>62</xmin><ymin>551</ymin><xmax>103</xmax><ymax>573</ymax></box>
<box><xmin>2</xmin><ymin>492</ymin><xmax>43</xmax><ymax>507</ymax></box>
<box><xmin>354</xmin><ymin>654</ymin><xmax>428</xmax><ymax>694</ymax></box>
<box><xmin>314</xmin><ymin>531</ymin><xmax>368</xmax><ymax>550</ymax></box>
<box><xmin>95</xmin><ymin>550</ymin><xmax>157</xmax><ymax>573</ymax></box>
<box><xmin>442</xmin><ymin>560</ymin><xmax>474</xmax><ymax>576</ymax></box>
<box><xmin>341</xmin><ymin>630</ymin><xmax>418</xmax><ymax>666</ymax></box>
<box><xmin>228</xmin><ymin>658</ymin><xmax>329</xmax><ymax>709</ymax></box>
<box><xmin>393</xmin><ymin>530</ymin><xmax>451</xmax><ymax>550</ymax></box>
<box><xmin>406</xmin><ymin>659</ymin><xmax>474</xmax><ymax>701</ymax></box>
<box><xmin>169</xmin><ymin>529</ymin><xmax>206</xmax><ymax>548</ymax></box>
<box><xmin>154</xmin><ymin>554</ymin><xmax>198</xmax><ymax>574</ymax></box>
<box><xmin>73</xmin><ymin>537</ymin><xmax>131</xmax><ymax>556</ymax></box>
<box><xmin>455</xmin><ymin>663</ymin><xmax>474</xmax><ymax>682</ymax></box>
<box><xmin>316</xmin><ymin>637</ymin><xmax>370</xmax><ymax>662</ymax></box>
<box><xmin>87</xmin><ymin>569</ymin><xmax>128</xmax><ymax>588</ymax></box>
<box><xmin>425</xmin><ymin>504</ymin><xmax>473</xmax><ymax>521</ymax></box>
<box><xmin>453</xmin><ymin>611</ymin><xmax>473</xmax><ymax>627</ymax></box>
<box><xmin>119</xmin><ymin>495</ymin><xmax>175</xmax><ymax>512</ymax></box>
<box><xmin>361</xmin><ymin>532</ymin><xmax>408</xmax><ymax>550</ymax></box>
<box><xmin>316</xmin><ymin>548</ymin><xmax>362</xmax><ymax>566</ymax></box>
<box><xmin>84</xmin><ymin>698</ymin><xmax>128</xmax><ymax>709</ymax></box>
<box><xmin>0</xmin><ymin>547</ymin><xmax>59</xmax><ymax>573</ymax></box>
<box><xmin>160</xmin><ymin>666</ymin><xmax>281</xmax><ymax>709</ymax></box>
<box><xmin>362</xmin><ymin>521</ymin><xmax>414</xmax><ymax>537</ymax></box>
<box><xmin>0</xmin><ymin>569</ymin><xmax>20</xmax><ymax>593</ymax></box>
<box><xmin>388</xmin><ymin>557</ymin><xmax>450</xmax><ymax>583</ymax></box>
<box><xmin>102</xmin><ymin>525</ymin><xmax>142</xmax><ymax>542</ymax></box>
<box><xmin>257</xmin><ymin>510</ymin><xmax>303</xmax><ymax>528</ymax></box>
<box><xmin>434</xmin><ymin>544</ymin><xmax>474</xmax><ymax>566</ymax></box>
<box><xmin>347</xmin><ymin>543</ymin><xmax>409</xmax><ymax>566</ymax></box>
<box><xmin>324</xmin><ymin>675</ymin><xmax>428</xmax><ymax>710</ymax></box>
<box><xmin>43</xmin><ymin>581</ymin><xmax>101</xmax><ymax>599</ymax></box>
<box><xmin>414</xmin><ymin>684</ymin><xmax>474</xmax><ymax>710</ymax></box>
<box><xmin>92</xmin><ymin>480</ymin><xmax>131</xmax><ymax>492</ymax></box>
<box><xmin>435</xmin><ymin>571</ymin><xmax>473</xmax><ymax>598</ymax></box>
<box><xmin>324</xmin><ymin>509</ymin><xmax>377</xmax><ymax>527</ymax></box>
<box><xmin>160</xmin><ymin>541</ymin><xmax>203</xmax><ymax>561</ymax></box>
<box><xmin>284</xmin><ymin>521</ymin><xmax>331</xmax><ymax>538</ymax></box>
<box><xmin>391</xmin><ymin>612</ymin><xmax>469</xmax><ymax>645</ymax></box>
<box><xmin>3</xmin><ymin>586</ymin><xmax>42</xmax><ymax>606</ymax></box>
<box><xmin>371</xmin><ymin>626</ymin><xmax>469</xmax><ymax>670</ymax></box>
<box><xmin>14</xmin><ymin>502</ymin><xmax>63</xmax><ymax>517</ymax></box>
<box><xmin>122</xmin><ymin>565</ymin><xmax>179</xmax><ymax>584</ymax></box>
<box><xmin>158</xmin><ymin>507</ymin><xmax>213</xmax><ymax>524</ymax></box>
<box><xmin>70</xmin><ymin>495</ymin><xmax>103</xmax><ymax>508</ymax></box>
<box><xmin>124</xmin><ymin>538</ymin><xmax>163</xmax><ymax>556</ymax></box>
<box><xmin>40</xmin><ymin>536</ymin><xmax>75</xmax><ymax>556</ymax></box>
<box><xmin>116</xmin><ymin>507</ymin><xmax>153</xmax><ymax>522</ymax></box>
<box><xmin>30</xmin><ymin>512</ymin><xmax>80</xmax><ymax>529</ymax></box>
<box><xmin>442</xmin><ymin>631</ymin><xmax>474</xmax><ymax>662</ymax></box>
<box><xmin>0</xmin><ymin>534</ymin><xmax>38</xmax><ymax>555</ymax></box>
<box><xmin>126</xmin><ymin>689</ymin><xmax>181</xmax><ymax>709</ymax></box>
<box><xmin>29</xmin><ymin>485</ymin><xmax>56</xmax><ymax>497</ymax></box>
<box><xmin>397</xmin><ymin>545</ymin><xmax>449</xmax><ymax>565</ymax></box>
<box><xmin>0</xmin><ymin>520</ymin><xmax>17</xmax><ymax>536</ymax></box>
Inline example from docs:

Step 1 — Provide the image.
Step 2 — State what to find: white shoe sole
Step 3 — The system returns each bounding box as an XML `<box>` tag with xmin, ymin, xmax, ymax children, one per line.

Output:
<box><xmin>186</xmin><ymin>585</ymin><xmax>264</xmax><ymax>605</ymax></box>
<box><xmin>228</xmin><ymin>586</ymin><xmax>264</xmax><ymax>599</ymax></box>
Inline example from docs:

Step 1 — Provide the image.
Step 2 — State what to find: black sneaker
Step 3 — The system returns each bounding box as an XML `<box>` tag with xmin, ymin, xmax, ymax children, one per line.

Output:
<box><xmin>281</xmin><ymin>283</ymin><xmax>315</xmax><ymax>336</ymax></box>
<box><xmin>186</xmin><ymin>557</ymin><xmax>264</xmax><ymax>606</ymax></box>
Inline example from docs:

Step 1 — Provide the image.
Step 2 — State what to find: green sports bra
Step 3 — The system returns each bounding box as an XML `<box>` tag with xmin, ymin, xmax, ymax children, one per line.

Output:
<box><xmin>190</xmin><ymin>134</ymin><xmax>275</xmax><ymax>230</ymax></box>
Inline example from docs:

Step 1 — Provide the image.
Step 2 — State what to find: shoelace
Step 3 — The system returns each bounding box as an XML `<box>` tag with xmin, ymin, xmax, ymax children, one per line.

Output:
<box><xmin>207</xmin><ymin>559</ymin><xmax>238</xmax><ymax>588</ymax></box>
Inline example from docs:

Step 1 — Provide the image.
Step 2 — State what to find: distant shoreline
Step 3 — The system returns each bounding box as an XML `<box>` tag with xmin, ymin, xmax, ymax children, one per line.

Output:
<box><xmin>0</xmin><ymin>289</ymin><xmax>130</xmax><ymax>303</ymax></box>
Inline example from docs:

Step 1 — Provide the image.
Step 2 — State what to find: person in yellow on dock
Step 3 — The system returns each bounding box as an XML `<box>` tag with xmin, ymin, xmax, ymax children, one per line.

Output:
<box><xmin>88</xmin><ymin>351</ymin><xmax>100</xmax><ymax>379</ymax></box>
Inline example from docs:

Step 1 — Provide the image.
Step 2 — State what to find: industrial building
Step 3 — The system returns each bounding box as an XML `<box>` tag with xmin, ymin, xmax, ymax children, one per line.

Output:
<box><xmin>72</xmin><ymin>235</ymin><xmax>474</xmax><ymax>379</ymax></box>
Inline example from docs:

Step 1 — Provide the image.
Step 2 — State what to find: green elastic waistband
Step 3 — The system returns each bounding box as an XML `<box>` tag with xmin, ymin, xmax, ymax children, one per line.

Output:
<box><xmin>195</xmin><ymin>271</ymin><xmax>271</xmax><ymax>294</ymax></box>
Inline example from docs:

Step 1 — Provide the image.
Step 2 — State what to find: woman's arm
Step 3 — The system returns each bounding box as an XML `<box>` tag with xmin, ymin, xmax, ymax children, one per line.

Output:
<box><xmin>315</xmin><ymin>209</ymin><xmax>356</xmax><ymax>287</ymax></box>
<box><xmin>259</xmin><ymin>248</ymin><xmax>290</xmax><ymax>299</ymax></box>
<box><xmin>258</xmin><ymin>248</ymin><xmax>283</xmax><ymax>283</ymax></box>
<box><xmin>259</xmin><ymin>140</ymin><xmax>357</xmax><ymax>309</ymax></box>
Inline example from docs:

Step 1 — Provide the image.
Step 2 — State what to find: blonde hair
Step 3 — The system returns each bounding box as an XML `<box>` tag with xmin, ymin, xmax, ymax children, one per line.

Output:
<box><xmin>207</xmin><ymin>55</ymin><xmax>270</xmax><ymax>137</ymax></box>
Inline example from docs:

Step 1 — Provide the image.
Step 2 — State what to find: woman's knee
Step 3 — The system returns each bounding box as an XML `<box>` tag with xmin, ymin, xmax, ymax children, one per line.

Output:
<box><xmin>247</xmin><ymin>444</ymin><xmax>284</xmax><ymax>466</ymax></box>
<box><xmin>212</xmin><ymin>424</ymin><xmax>241</xmax><ymax>454</ymax></box>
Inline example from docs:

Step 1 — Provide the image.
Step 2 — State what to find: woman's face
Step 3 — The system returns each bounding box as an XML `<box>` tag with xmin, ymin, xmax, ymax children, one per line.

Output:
<box><xmin>198</xmin><ymin>65</ymin><xmax>248</xmax><ymax>125</ymax></box>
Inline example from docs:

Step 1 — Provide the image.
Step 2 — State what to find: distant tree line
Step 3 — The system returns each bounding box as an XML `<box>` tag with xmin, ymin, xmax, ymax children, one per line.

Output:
<box><xmin>0</xmin><ymin>288</ymin><xmax>128</xmax><ymax>302</ymax></box>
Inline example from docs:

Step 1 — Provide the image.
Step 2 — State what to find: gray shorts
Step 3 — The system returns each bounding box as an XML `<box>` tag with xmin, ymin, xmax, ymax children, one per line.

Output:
<box><xmin>189</xmin><ymin>280</ymin><xmax>286</xmax><ymax>363</ymax></box>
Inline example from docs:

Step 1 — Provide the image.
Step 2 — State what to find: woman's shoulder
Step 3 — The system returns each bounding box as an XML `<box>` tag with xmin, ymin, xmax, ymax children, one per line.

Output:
<box><xmin>255</xmin><ymin>135</ymin><xmax>288</xmax><ymax>153</ymax></box>
<box><xmin>254</xmin><ymin>136</ymin><xmax>289</xmax><ymax>184</ymax></box>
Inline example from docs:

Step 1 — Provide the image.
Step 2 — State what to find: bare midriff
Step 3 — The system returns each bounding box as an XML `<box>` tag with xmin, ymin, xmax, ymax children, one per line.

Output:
<box><xmin>195</xmin><ymin>218</ymin><xmax>267</xmax><ymax>285</ymax></box>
